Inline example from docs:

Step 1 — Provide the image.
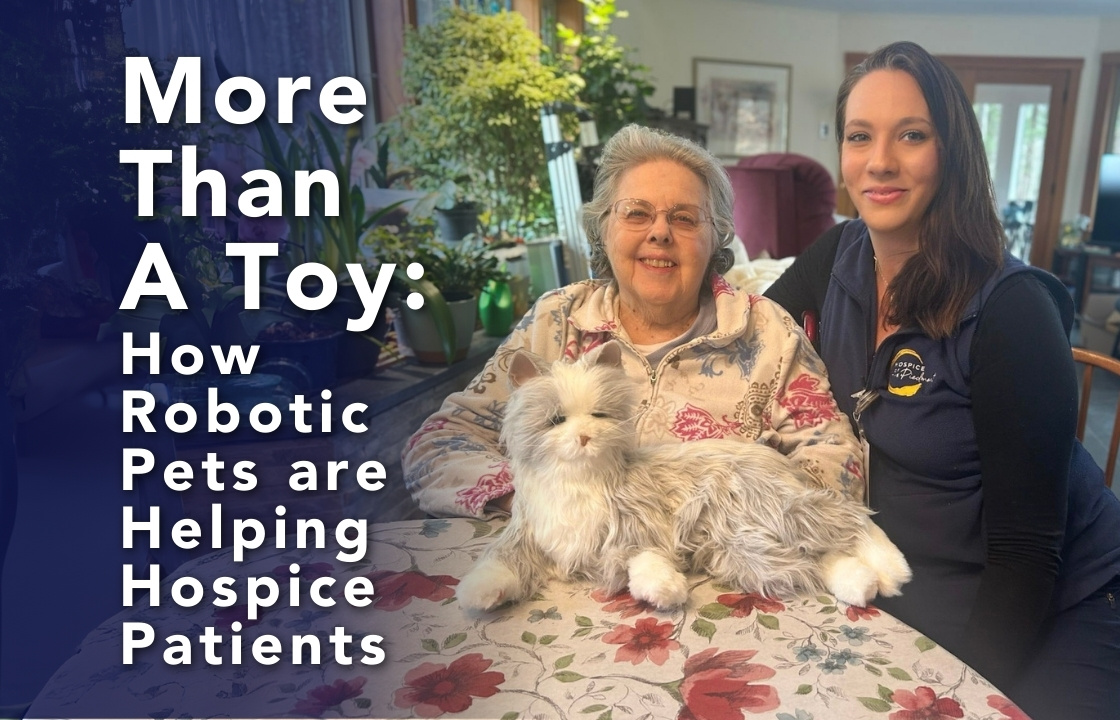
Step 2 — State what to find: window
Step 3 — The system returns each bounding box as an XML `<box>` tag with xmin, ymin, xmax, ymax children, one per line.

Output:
<box><xmin>1111</xmin><ymin>71</ymin><xmax>1120</xmax><ymax>155</ymax></box>
<box><xmin>973</xmin><ymin>102</ymin><xmax>1002</xmax><ymax>175</ymax></box>
<box><xmin>1009</xmin><ymin>102</ymin><xmax>1048</xmax><ymax>208</ymax></box>
<box><xmin>120</xmin><ymin>1</ymin><xmax>366</xmax><ymax>124</ymax></box>
<box><xmin>414</xmin><ymin>0</ymin><xmax>513</xmax><ymax>26</ymax></box>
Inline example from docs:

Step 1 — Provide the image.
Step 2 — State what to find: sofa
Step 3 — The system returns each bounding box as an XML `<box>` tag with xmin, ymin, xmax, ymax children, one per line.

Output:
<box><xmin>725</xmin><ymin>153</ymin><xmax>838</xmax><ymax>259</ymax></box>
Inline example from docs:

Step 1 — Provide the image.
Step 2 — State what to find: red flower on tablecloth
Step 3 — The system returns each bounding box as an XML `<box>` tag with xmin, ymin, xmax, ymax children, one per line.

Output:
<box><xmin>845</xmin><ymin>604</ymin><xmax>881</xmax><ymax>622</ymax></box>
<box><xmin>889</xmin><ymin>686</ymin><xmax>964</xmax><ymax>720</ymax></box>
<box><xmin>716</xmin><ymin>592</ymin><xmax>785</xmax><ymax>617</ymax></box>
<box><xmin>778</xmin><ymin>373</ymin><xmax>842</xmax><ymax>428</ymax></box>
<box><xmin>366</xmin><ymin>570</ymin><xmax>458</xmax><ymax>610</ymax></box>
<box><xmin>393</xmin><ymin>653</ymin><xmax>504</xmax><ymax>717</ymax></box>
<box><xmin>676</xmin><ymin>647</ymin><xmax>779</xmax><ymax>719</ymax></box>
<box><xmin>671</xmin><ymin>404</ymin><xmax>742</xmax><ymax>440</ymax></box>
<box><xmin>603</xmin><ymin>617</ymin><xmax>680</xmax><ymax>665</ymax></box>
<box><xmin>987</xmin><ymin>694</ymin><xmax>1030</xmax><ymax>720</ymax></box>
<box><xmin>212</xmin><ymin>604</ymin><xmax>261</xmax><ymax>629</ymax></box>
<box><xmin>456</xmin><ymin>462</ymin><xmax>513</xmax><ymax>515</ymax></box>
<box><xmin>293</xmin><ymin>677</ymin><xmax>366</xmax><ymax>716</ymax></box>
<box><xmin>591</xmin><ymin>588</ymin><xmax>650</xmax><ymax>618</ymax></box>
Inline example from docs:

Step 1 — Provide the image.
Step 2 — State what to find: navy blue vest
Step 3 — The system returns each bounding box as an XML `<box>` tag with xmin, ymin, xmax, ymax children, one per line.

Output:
<box><xmin>819</xmin><ymin>220</ymin><xmax>1120</xmax><ymax>646</ymax></box>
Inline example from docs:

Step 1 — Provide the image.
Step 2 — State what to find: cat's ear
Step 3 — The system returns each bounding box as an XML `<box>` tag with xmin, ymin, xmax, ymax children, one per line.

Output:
<box><xmin>508</xmin><ymin>349</ymin><xmax>544</xmax><ymax>388</ymax></box>
<box><xmin>585</xmin><ymin>340</ymin><xmax>623</xmax><ymax>369</ymax></box>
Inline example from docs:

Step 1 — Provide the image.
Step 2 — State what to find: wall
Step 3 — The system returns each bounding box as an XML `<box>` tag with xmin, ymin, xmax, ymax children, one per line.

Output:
<box><xmin>614</xmin><ymin>0</ymin><xmax>1117</xmax><ymax>222</ymax></box>
<box><xmin>615</xmin><ymin>0</ymin><xmax>842</xmax><ymax>173</ymax></box>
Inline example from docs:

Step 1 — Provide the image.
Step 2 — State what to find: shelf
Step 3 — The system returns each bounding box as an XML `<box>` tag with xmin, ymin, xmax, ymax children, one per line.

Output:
<box><xmin>1083</xmin><ymin>252</ymin><xmax>1120</xmax><ymax>308</ymax></box>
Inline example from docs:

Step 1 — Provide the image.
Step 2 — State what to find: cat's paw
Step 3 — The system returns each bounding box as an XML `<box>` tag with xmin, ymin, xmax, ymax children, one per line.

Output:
<box><xmin>457</xmin><ymin>559</ymin><xmax>521</xmax><ymax>613</ymax></box>
<box><xmin>627</xmin><ymin>550</ymin><xmax>689</xmax><ymax>610</ymax></box>
<box><xmin>822</xmin><ymin>553</ymin><xmax>879</xmax><ymax>607</ymax></box>
<box><xmin>858</xmin><ymin>522</ymin><xmax>912</xmax><ymax>598</ymax></box>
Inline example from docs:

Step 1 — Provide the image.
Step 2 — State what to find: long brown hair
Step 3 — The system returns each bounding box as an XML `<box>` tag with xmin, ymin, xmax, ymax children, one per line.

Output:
<box><xmin>836</xmin><ymin>41</ymin><xmax>1005</xmax><ymax>339</ymax></box>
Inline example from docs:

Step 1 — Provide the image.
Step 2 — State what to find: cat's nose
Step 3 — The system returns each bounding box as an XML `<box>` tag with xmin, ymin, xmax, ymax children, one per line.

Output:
<box><xmin>579</xmin><ymin>435</ymin><xmax>590</xmax><ymax>447</ymax></box>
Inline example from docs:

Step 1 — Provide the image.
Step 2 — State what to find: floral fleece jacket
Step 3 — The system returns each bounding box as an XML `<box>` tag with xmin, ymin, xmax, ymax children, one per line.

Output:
<box><xmin>402</xmin><ymin>274</ymin><xmax>864</xmax><ymax>518</ymax></box>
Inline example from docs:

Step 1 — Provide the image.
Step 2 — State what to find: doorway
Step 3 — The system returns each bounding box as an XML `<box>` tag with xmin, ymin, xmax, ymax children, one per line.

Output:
<box><xmin>838</xmin><ymin>53</ymin><xmax>1082</xmax><ymax>271</ymax></box>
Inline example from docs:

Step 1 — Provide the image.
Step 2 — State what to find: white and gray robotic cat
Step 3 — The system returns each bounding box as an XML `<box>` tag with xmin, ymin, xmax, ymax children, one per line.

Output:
<box><xmin>456</xmin><ymin>342</ymin><xmax>910</xmax><ymax>613</ymax></box>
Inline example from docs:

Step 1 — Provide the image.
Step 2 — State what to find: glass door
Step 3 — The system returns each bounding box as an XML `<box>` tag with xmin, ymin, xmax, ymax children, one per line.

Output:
<box><xmin>949</xmin><ymin>61</ymin><xmax>1081</xmax><ymax>270</ymax></box>
<box><xmin>974</xmin><ymin>83</ymin><xmax>1051</xmax><ymax>264</ymax></box>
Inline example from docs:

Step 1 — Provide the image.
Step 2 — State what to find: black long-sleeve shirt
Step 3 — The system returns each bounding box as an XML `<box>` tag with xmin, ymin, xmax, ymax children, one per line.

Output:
<box><xmin>764</xmin><ymin>223</ymin><xmax>1077</xmax><ymax>689</ymax></box>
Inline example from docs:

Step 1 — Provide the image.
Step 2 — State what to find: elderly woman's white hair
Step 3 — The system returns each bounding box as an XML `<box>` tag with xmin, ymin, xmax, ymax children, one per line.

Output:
<box><xmin>581</xmin><ymin>124</ymin><xmax>736</xmax><ymax>280</ymax></box>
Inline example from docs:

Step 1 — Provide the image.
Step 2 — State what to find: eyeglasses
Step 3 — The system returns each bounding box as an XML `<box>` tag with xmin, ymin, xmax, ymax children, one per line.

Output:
<box><xmin>611</xmin><ymin>198</ymin><xmax>711</xmax><ymax>235</ymax></box>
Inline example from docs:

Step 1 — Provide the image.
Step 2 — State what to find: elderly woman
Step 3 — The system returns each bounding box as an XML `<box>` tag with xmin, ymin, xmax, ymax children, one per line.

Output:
<box><xmin>403</xmin><ymin>124</ymin><xmax>862</xmax><ymax>517</ymax></box>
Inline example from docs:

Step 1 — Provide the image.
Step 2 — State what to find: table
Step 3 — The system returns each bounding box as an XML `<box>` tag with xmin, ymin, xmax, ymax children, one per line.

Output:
<box><xmin>1084</xmin><ymin>250</ymin><xmax>1120</xmax><ymax>309</ymax></box>
<box><xmin>27</xmin><ymin>518</ymin><xmax>1025</xmax><ymax>719</ymax></box>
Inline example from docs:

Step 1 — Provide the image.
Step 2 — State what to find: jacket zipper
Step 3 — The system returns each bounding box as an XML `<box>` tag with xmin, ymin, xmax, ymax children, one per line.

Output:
<box><xmin>851</xmin><ymin>387</ymin><xmax>878</xmax><ymax>505</ymax></box>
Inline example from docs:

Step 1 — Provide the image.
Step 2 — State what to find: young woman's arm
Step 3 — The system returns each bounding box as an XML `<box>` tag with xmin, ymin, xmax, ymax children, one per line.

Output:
<box><xmin>962</xmin><ymin>272</ymin><xmax>1075</xmax><ymax>688</ymax></box>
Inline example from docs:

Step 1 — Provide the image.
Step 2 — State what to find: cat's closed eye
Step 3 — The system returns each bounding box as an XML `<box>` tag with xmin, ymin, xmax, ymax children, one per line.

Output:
<box><xmin>549</xmin><ymin>414</ymin><xmax>566</xmax><ymax>425</ymax></box>
<box><xmin>591</xmin><ymin>412</ymin><xmax>610</xmax><ymax>418</ymax></box>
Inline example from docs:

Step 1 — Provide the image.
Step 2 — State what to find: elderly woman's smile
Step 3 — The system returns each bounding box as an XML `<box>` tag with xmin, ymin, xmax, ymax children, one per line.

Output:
<box><xmin>606</xmin><ymin>160</ymin><xmax>714</xmax><ymax>343</ymax></box>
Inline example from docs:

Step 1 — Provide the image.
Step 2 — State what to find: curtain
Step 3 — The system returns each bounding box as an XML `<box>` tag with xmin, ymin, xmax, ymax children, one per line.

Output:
<box><xmin>120</xmin><ymin>0</ymin><xmax>358</xmax><ymax>120</ymax></box>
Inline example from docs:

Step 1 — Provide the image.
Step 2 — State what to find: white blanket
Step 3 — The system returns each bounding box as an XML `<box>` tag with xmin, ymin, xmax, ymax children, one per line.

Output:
<box><xmin>723</xmin><ymin>236</ymin><xmax>796</xmax><ymax>295</ymax></box>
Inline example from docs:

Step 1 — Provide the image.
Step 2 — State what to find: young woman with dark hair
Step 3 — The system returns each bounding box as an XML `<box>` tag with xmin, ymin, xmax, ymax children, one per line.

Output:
<box><xmin>766</xmin><ymin>41</ymin><xmax>1120</xmax><ymax>720</ymax></box>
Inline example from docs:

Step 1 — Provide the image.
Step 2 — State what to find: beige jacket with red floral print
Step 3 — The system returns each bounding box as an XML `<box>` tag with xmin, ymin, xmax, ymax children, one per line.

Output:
<box><xmin>402</xmin><ymin>275</ymin><xmax>864</xmax><ymax>518</ymax></box>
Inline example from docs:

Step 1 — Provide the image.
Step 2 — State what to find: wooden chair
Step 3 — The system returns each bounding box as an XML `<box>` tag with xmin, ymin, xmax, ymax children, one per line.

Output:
<box><xmin>1072</xmin><ymin>347</ymin><xmax>1120</xmax><ymax>488</ymax></box>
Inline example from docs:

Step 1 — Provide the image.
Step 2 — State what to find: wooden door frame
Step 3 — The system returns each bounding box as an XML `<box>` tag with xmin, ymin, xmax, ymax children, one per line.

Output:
<box><xmin>837</xmin><ymin>52</ymin><xmax>1082</xmax><ymax>271</ymax></box>
<box><xmin>1081</xmin><ymin>52</ymin><xmax>1120</xmax><ymax>221</ymax></box>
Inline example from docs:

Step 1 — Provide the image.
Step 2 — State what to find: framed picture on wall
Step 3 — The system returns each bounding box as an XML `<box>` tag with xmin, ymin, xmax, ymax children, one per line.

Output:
<box><xmin>693</xmin><ymin>58</ymin><xmax>791</xmax><ymax>159</ymax></box>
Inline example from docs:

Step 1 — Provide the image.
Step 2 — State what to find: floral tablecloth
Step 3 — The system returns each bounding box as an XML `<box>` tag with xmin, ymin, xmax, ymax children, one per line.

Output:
<box><xmin>29</xmin><ymin>518</ymin><xmax>1028</xmax><ymax>719</ymax></box>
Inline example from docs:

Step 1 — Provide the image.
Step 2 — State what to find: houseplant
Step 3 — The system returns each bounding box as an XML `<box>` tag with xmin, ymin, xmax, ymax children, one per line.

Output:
<box><xmin>555</xmin><ymin>0</ymin><xmax>655</xmax><ymax>143</ymax></box>
<box><xmin>369</xmin><ymin>226</ymin><xmax>507</xmax><ymax>364</ymax></box>
<box><xmin>213</xmin><ymin>54</ymin><xmax>424</xmax><ymax>379</ymax></box>
<box><xmin>389</xmin><ymin>8</ymin><xmax>580</xmax><ymax>240</ymax></box>
<box><xmin>430</xmin><ymin>179</ymin><xmax>481</xmax><ymax>244</ymax></box>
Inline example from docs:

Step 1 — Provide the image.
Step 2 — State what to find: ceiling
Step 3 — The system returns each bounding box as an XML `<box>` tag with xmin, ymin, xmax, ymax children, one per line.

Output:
<box><xmin>745</xmin><ymin>0</ymin><xmax>1120</xmax><ymax>16</ymax></box>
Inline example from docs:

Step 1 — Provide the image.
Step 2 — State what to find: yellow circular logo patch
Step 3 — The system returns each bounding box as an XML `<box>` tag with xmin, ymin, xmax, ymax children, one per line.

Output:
<box><xmin>887</xmin><ymin>348</ymin><xmax>934</xmax><ymax>397</ymax></box>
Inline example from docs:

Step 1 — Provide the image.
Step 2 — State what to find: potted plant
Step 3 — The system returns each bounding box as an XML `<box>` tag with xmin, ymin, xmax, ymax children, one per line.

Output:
<box><xmin>388</xmin><ymin>8</ymin><xmax>580</xmax><ymax>240</ymax></box>
<box><xmin>371</xmin><ymin>228</ymin><xmax>507</xmax><ymax>364</ymax></box>
<box><xmin>430</xmin><ymin>179</ymin><xmax>481</xmax><ymax>244</ymax></box>
<box><xmin>214</xmin><ymin>54</ymin><xmax>422</xmax><ymax>380</ymax></box>
<box><xmin>554</xmin><ymin>0</ymin><xmax>655</xmax><ymax>144</ymax></box>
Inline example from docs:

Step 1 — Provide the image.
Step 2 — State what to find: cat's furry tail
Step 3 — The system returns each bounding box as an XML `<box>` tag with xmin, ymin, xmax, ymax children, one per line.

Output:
<box><xmin>637</xmin><ymin>440</ymin><xmax>874</xmax><ymax>598</ymax></box>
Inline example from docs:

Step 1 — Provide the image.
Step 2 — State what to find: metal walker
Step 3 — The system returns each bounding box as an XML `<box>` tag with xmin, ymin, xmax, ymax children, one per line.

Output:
<box><xmin>539</xmin><ymin>103</ymin><xmax>599</xmax><ymax>283</ymax></box>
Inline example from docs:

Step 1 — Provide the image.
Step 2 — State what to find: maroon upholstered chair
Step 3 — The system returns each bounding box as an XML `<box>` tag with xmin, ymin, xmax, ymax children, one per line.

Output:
<box><xmin>726</xmin><ymin>153</ymin><xmax>838</xmax><ymax>259</ymax></box>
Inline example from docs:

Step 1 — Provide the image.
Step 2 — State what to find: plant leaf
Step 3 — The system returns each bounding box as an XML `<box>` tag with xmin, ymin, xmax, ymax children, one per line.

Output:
<box><xmin>553</xmin><ymin>671</ymin><xmax>584</xmax><ymax>683</ymax></box>
<box><xmin>697</xmin><ymin>602</ymin><xmax>732</xmax><ymax>620</ymax></box>
<box><xmin>887</xmin><ymin>667</ymin><xmax>912</xmax><ymax>681</ymax></box>
<box><xmin>856</xmin><ymin>697</ymin><xmax>892</xmax><ymax>712</ymax></box>
<box><xmin>756</xmin><ymin>614</ymin><xmax>780</xmax><ymax>630</ymax></box>
<box><xmin>691</xmin><ymin>618</ymin><xmax>716</xmax><ymax>641</ymax></box>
